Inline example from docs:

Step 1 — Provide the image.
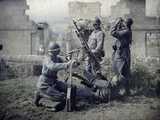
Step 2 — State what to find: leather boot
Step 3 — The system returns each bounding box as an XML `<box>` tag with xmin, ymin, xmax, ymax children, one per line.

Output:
<box><xmin>34</xmin><ymin>91</ymin><xmax>42</xmax><ymax>107</ymax></box>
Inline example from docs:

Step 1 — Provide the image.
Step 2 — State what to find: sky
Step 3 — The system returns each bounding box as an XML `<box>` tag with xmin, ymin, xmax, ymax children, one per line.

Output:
<box><xmin>26</xmin><ymin>0</ymin><xmax>120</xmax><ymax>22</ymax></box>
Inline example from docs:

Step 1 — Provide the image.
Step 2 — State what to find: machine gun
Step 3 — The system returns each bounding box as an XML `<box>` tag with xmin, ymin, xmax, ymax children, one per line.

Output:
<box><xmin>64</xmin><ymin>48</ymin><xmax>81</xmax><ymax>61</ymax></box>
<box><xmin>65</xmin><ymin>60</ymin><xmax>77</xmax><ymax>112</ymax></box>
<box><xmin>73</xmin><ymin>20</ymin><xmax>101</xmax><ymax>72</ymax></box>
<box><xmin>65</xmin><ymin>49</ymin><xmax>80</xmax><ymax>112</ymax></box>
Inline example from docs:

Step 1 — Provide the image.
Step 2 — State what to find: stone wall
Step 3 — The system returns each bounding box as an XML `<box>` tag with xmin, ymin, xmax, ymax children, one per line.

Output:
<box><xmin>0</xmin><ymin>55</ymin><xmax>44</xmax><ymax>80</ymax></box>
<box><xmin>109</xmin><ymin>0</ymin><xmax>160</xmax><ymax>58</ymax></box>
<box><xmin>0</xmin><ymin>31</ymin><xmax>32</xmax><ymax>55</ymax></box>
<box><xmin>146</xmin><ymin>0</ymin><xmax>160</xmax><ymax>17</ymax></box>
<box><xmin>0</xmin><ymin>0</ymin><xmax>35</xmax><ymax>55</ymax></box>
<box><xmin>99</xmin><ymin>30</ymin><xmax>148</xmax><ymax>58</ymax></box>
<box><xmin>31</xmin><ymin>23</ymin><xmax>53</xmax><ymax>55</ymax></box>
<box><xmin>68</xmin><ymin>1</ymin><xmax>101</xmax><ymax>19</ymax></box>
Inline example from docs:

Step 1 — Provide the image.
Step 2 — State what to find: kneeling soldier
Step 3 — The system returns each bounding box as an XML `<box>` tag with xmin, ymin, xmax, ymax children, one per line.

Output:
<box><xmin>34</xmin><ymin>42</ymin><xmax>97</xmax><ymax>112</ymax></box>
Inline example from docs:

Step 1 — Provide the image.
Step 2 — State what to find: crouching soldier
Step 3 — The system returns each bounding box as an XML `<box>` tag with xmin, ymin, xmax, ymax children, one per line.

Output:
<box><xmin>34</xmin><ymin>42</ymin><xmax>97</xmax><ymax>112</ymax></box>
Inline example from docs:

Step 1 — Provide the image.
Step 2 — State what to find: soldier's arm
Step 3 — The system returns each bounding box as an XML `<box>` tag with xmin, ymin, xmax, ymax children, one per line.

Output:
<box><xmin>117</xmin><ymin>29</ymin><xmax>130</xmax><ymax>37</ymax></box>
<box><xmin>92</xmin><ymin>32</ymin><xmax>105</xmax><ymax>53</ymax></box>
<box><xmin>45</xmin><ymin>58</ymin><xmax>69</xmax><ymax>71</ymax></box>
<box><xmin>111</xmin><ymin>26</ymin><xmax>129</xmax><ymax>38</ymax></box>
<box><xmin>110</xmin><ymin>22</ymin><xmax>119</xmax><ymax>38</ymax></box>
<box><xmin>111</xmin><ymin>17</ymin><xmax>125</xmax><ymax>38</ymax></box>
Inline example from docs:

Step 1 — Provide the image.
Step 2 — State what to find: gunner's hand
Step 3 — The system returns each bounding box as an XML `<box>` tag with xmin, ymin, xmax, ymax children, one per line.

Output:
<box><xmin>72</xmin><ymin>59</ymin><xmax>80</xmax><ymax>68</ymax></box>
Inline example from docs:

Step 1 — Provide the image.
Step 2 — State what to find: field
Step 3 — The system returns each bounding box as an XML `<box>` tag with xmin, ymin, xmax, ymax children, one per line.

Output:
<box><xmin>0</xmin><ymin>76</ymin><xmax>160</xmax><ymax>120</ymax></box>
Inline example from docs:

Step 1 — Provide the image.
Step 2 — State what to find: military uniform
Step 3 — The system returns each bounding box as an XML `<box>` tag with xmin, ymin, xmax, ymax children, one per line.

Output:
<box><xmin>111</xmin><ymin>18</ymin><xmax>133</xmax><ymax>94</ymax></box>
<box><xmin>35</xmin><ymin>42</ymin><xmax>97</xmax><ymax>111</ymax></box>
<box><xmin>36</xmin><ymin>53</ymin><xmax>124</xmax><ymax>110</ymax></box>
<box><xmin>37</xmin><ymin>56</ymin><xmax>69</xmax><ymax>101</ymax></box>
<box><xmin>37</xmin><ymin>55</ymin><xmax>97</xmax><ymax>99</ymax></box>
<box><xmin>84</xmin><ymin>18</ymin><xmax>105</xmax><ymax>84</ymax></box>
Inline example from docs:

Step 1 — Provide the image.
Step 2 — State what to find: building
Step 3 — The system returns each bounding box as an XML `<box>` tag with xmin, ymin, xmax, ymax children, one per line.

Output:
<box><xmin>0</xmin><ymin>0</ymin><xmax>36</xmax><ymax>55</ymax></box>
<box><xmin>31</xmin><ymin>22</ymin><xmax>53</xmax><ymax>55</ymax></box>
<box><xmin>146</xmin><ymin>0</ymin><xmax>160</xmax><ymax>17</ymax></box>
<box><xmin>68</xmin><ymin>1</ymin><xmax>101</xmax><ymax>20</ymax></box>
<box><xmin>109</xmin><ymin>0</ymin><xmax>160</xmax><ymax>58</ymax></box>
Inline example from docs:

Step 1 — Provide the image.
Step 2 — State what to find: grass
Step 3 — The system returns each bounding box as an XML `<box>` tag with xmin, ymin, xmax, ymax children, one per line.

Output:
<box><xmin>0</xmin><ymin>58</ymin><xmax>160</xmax><ymax>120</ymax></box>
<box><xmin>0</xmin><ymin>76</ymin><xmax>160</xmax><ymax>120</ymax></box>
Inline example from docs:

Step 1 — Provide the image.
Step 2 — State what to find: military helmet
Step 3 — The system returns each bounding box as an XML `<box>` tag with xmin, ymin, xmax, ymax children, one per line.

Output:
<box><xmin>125</xmin><ymin>17</ymin><xmax>133</xmax><ymax>26</ymax></box>
<box><xmin>93</xmin><ymin>17</ymin><xmax>101</xmax><ymax>26</ymax></box>
<box><xmin>48</xmin><ymin>42</ymin><xmax>60</xmax><ymax>54</ymax></box>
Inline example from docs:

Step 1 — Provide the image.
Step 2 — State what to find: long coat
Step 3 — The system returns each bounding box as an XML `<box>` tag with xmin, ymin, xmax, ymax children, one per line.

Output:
<box><xmin>111</xmin><ymin>24</ymin><xmax>132</xmax><ymax>83</ymax></box>
<box><xmin>84</xmin><ymin>29</ymin><xmax>105</xmax><ymax>82</ymax></box>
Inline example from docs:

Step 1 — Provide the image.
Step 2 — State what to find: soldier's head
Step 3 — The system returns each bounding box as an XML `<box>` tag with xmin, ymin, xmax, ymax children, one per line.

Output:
<box><xmin>93</xmin><ymin>17</ymin><xmax>101</xmax><ymax>30</ymax></box>
<box><xmin>0</xmin><ymin>44</ymin><xmax>3</xmax><ymax>51</ymax></box>
<box><xmin>48</xmin><ymin>42</ymin><xmax>60</xmax><ymax>57</ymax></box>
<box><xmin>125</xmin><ymin>17</ymin><xmax>133</xmax><ymax>28</ymax></box>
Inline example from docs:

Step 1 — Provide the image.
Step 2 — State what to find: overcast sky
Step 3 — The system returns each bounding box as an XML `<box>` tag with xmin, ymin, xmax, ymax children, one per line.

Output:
<box><xmin>26</xmin><ymin>0</ymin><xmax>120</xmax><ymax>22</ymax></box>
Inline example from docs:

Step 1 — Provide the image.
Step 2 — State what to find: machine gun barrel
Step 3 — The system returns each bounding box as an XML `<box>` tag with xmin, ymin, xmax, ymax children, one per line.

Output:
<box><xmin>65</xmin><ymin>60</ymin><xmax>76</xmax><ymax>112</ymax></box>
<box><xmin>73</xmin><ymin>20</ymin><xmax>100</xmax><ymax>69</ymax></box>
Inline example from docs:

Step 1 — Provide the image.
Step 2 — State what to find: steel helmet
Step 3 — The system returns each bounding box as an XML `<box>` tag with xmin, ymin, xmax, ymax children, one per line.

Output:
<box><xmin>48</xmin><ymin>42</ymin><xmax>60</xmax><ymax>55</ymax></box>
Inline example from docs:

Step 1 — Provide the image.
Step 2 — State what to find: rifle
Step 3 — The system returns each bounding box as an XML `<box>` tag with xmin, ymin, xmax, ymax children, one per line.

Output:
<box><xmin>65</xmin><ymin>48</ymin><xmax>81</xmax><ymax>61</ymax></box>
<box><xmin>73</xmin><ymin>20</ymin><xmax>100</xmax><ymax>72</ymax></box>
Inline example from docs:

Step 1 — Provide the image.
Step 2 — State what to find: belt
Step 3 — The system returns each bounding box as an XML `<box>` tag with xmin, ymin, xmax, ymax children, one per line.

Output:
<box><xmin>42</xmin><ymin>74</ymin><xmax>57</xmax><ymax>80</ymax></box>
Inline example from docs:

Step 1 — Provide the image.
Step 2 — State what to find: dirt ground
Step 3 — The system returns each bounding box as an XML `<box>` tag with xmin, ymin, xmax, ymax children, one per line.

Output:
<box><xmin>0</xmin><ymin>77</ymin><xmax>160</xmax><ymax>120</ymax></box>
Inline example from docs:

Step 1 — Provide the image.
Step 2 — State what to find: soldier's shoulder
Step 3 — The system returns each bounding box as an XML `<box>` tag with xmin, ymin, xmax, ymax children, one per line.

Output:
<box><xmin>57</xmin><ymin>56</ymin><xmax>64</xmax><ymax>62</ymax></box>
<box><xmin>97</xmin><ymin>30</ymin><xmax>105</xmax><ymax>36</ymax></box>
<box><xmin>43</xmin><ymin>56</ymin><xmax>51</xmax><ymax>64</ymax></box>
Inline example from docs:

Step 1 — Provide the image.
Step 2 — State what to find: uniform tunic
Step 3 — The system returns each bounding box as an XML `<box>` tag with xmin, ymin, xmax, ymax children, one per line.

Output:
<box><xmin>111</xmin><ymin>23</ymin><xmax>132</xmax><ymax>90</ymax></box>
<box><xmin>37</xmin><ymin>55</ymin><xmax>96</xmax><ymax>102</ymax></box>
<box><xmin>37</xmin><ymin>55</ymin><xmax>119</xmax><ymax>103</ymax></box>
<box><xmin>84</xmin><ymin>29</ymin><xmax>105</xmax><ymax>83</ymax></box>
<box><xmin>37</xmin><ymin>56</ymin><xmax>68</xmax><ymax>101</ymax></box>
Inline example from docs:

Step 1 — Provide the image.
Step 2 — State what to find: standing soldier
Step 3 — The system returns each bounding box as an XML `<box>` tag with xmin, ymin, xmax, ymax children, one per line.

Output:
<box><xmin>111</xmin><ymin>17</ymin><xmax>133</xmax><ymax>95</ymax></box>
<box><xmin>84</xmin><ymin>17</ymin><xmax>105</xmax><ymax>85</ymax></box>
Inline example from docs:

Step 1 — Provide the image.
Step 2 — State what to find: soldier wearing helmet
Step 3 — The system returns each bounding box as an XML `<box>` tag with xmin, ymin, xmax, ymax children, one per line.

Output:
<box><xmin>34</xmin><ymin>42</ymin><xmax>100</xmax><ymax>112</ymax></box>
<box><xmin>34</xmin><ymin>42</ymin><xmax>72</xmax><ymax>111</ymax></box>
<box><xmin>111</xmin><ymin>17</ymin><xmax>133</xmax><ymax>95</ymax></box>
<box><xmin>84</xmin><ymin>17</ymin><xmax>105</xmax><ymax>85</ymax></box>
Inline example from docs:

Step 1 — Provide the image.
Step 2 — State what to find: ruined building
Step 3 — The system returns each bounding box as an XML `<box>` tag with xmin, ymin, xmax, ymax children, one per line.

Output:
<box><xmin>0</xmin><ymin>0</ymin><xmax>35</xmax><ymax>55</ymax></box>
<box><xmin>0</xmin><ymin>0</ymin><xmax>53</xmax><ymax>55</ymax></box>
<box><xmin>68</xmin><ymin>0</ymin><xmax>160</xmax><ymax>59</ymax></box>
<box><xmin>110</xmin><ymin>0</ymin><xmax>160</xmax><ymax>58</ymax></box>
<box><xmin>66</xmin><ymin>1</ymin><xmax>102</xmax><ymax>52</ymax></box>
<box><xmin>68</xmin><ymin>1</ymin><xmax>101</xmax><ymax>20</ymax></box>
<box><xmin>31</xmin><ymin>22</ymin><xmax>53</xmax><ymax>55</ymax></box>
<box><xmin>0</xmin><ymin>0</ymin><xmax>53</xmax><ymax>78</ymax></box>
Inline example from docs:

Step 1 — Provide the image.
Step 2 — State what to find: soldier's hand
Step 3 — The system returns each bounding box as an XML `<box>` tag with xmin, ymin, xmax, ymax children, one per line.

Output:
<box><xmin>112</xmin><ymin>45</ymin><xmax>117</xmax><ymax>51</ymax></box>
<box><xmin>66</xmin><ymin>60</ymin><xmax>72</xmax><ymax>68</ymax></box>
<box><xmin>72</xmin><ymin>59</ymin><xmax>80</xmax><ymax>68</ymax></box>
<box><xmin>115</xmin><ymin>17</ymin><xmax>123</xmax><ymax>24</ymax></box>
<box><xmin>91</xmin><ymin>49</ymin><xmax>97</xmax><ymax>54</ymax></box>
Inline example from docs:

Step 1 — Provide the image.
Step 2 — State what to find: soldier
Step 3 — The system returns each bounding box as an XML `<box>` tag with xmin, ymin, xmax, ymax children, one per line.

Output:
<box><xmin>34</xmin><ymin>42</ymin><xmax>97</xmax><ymax>112</ymax></box>
<box><xmin>110</xmin><ymin>17</ymin><xmax>133</xmax><ymax>95</ymax></box>
<box><xmin>83</xmin><ymin>17</ymin><xmax>105</xmax><ymax>85</ymax></box>
<box><xmin>0</xmin><ymin>44</ymin><xmax>2</xmax><ymax>51</ymax></box>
